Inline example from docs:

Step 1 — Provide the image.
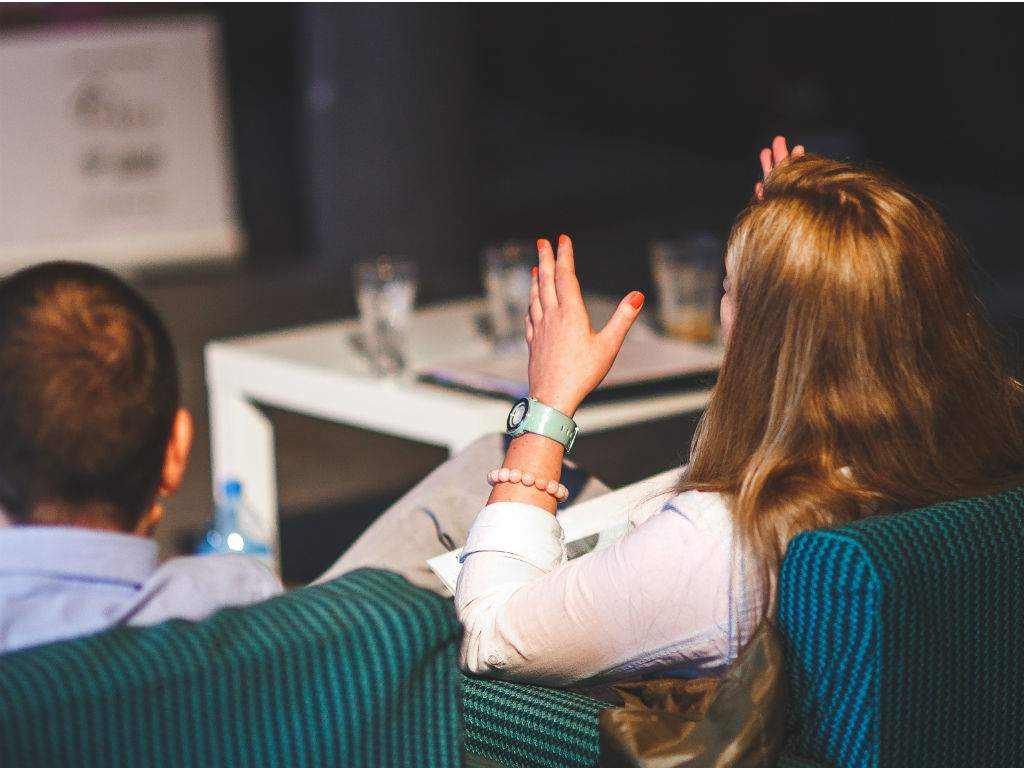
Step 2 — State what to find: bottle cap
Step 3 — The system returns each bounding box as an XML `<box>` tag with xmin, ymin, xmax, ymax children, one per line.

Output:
<box><xmin>221</xmin><ymin>479</ymin><xmax>242</xmax><ymax>498</ymax></box>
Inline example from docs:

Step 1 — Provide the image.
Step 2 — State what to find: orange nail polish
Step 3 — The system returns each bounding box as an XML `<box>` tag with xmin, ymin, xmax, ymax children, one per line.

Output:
<box><xmin>537</xmin><ymin>239</ymin><xmax>546</xmax><ymax>251</ymax></box>
<box><xmin>532</xmin><ymin>266</ymin><xmax>538</xmax><ymax>277</ymax></box>
<box><xmin>559</xmin><ymin>234</ymin><xmax>568</xmax><ymax>247</ymax></box>
<box><xmin>628</xmin><ymin>291</ymin><xmax>644</xmax><ymax>309</ymax></box>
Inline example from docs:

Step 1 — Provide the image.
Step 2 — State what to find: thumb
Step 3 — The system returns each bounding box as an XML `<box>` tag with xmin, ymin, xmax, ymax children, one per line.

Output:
<box><xmin>598</xmin><ymin>291</ymin><xmax>644</xmax><ymax>349</ymax></box>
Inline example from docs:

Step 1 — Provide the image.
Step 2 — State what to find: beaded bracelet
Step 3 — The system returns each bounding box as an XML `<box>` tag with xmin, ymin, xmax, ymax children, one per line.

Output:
<box><xmin>487</xmin><ymin>467</ymin><xmax>569</xmax><ymax>502</ymax></box>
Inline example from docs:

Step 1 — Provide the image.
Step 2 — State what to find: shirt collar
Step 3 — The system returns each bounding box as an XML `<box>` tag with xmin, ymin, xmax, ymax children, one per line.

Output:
<box><xmin>0</xmin><ymin>525</ymin><xmax>159</xmax><ymax>587</ymax></box>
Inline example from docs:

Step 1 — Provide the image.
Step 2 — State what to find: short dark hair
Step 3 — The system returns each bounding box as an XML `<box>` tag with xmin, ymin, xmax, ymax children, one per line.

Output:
<box><xmin>0</xmin><ymin>261</ymin><xmax>179</xmax><ymax>529</ymax></box>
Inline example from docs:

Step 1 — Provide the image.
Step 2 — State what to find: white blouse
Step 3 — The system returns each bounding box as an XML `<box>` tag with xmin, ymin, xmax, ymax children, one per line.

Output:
<box><xmin>454</xmin><ymin>489</ymin><xmax>763</xmax><ymax>686</ymax></box>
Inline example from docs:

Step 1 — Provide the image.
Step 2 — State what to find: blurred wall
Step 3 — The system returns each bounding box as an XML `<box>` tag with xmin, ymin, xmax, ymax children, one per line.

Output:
<box><xmin>2</xmin><ymin>3</ymin><xmax>1022</xmax><ymax>361</ymax></box>
<box><xmin>299</xmin><ymin>4</ymin><xmax>480</xmax><ymax>300</ymax></box>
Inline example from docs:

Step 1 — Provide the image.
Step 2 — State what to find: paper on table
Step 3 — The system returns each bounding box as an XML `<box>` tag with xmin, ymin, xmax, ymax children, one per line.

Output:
<box><xmin>427</xmin><ymin>467</ymin><xmax>682</xmax><ymax>595</ymax></box>
<box><xmin>418</xmin><ymin>324</ymin><xmax>723</xmax><ymax>401</ymax></box>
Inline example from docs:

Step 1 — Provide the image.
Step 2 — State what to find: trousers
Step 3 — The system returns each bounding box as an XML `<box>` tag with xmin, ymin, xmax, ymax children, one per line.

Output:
<box><xmin>317</xmin><ymin>433</ymin><xmax>610</xmax><ymax>595</ymax></box>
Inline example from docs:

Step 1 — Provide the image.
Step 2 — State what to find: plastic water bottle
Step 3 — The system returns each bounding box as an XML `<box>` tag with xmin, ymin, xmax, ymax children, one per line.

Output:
<box><xmin>195</xmin><ymin>479</ymin><xmax>271</xmax><ymax>562</ymax></box>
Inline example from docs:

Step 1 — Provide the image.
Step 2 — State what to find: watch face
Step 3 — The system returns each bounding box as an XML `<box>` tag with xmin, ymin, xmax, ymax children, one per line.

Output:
<box><xmin>507</xmin><ymin>399</ymin><xmax>529</xmax><ymax>431</ymax></box>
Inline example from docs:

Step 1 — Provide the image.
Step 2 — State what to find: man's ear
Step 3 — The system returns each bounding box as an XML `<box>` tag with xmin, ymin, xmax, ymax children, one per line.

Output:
<box><xmin>159</xmin><ymin>408</ymin><xmax>193</xmax><ymax>499</ymax></box>
<box><xmin>135</xmin><ymin>409</ymin><xmax>193</xmax><ymax>538</ymax></box>
<box><xmin>134</xmin><ymin>500</ymin><xmax>163</xmax><ymax>537</ymax></box>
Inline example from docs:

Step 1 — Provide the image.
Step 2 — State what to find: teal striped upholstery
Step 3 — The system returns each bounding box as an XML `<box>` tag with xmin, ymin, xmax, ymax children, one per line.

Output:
<box><xmin>460</xmin><ymin>486</ymin><xmax>1024</xmax><ymax>768</ymax></box>
<box><xmin>0</xmin><ymin>568</ymin><xmax>463</xmax><ymax>768</ymax></box>
<box><xmin>8</xmin><ymin>486</ymin><xmax>1018</xmax><ymax>768</ymax></box>
<box><xmin>777</xmin><ymin>756</ymin><xmax>832</xmax><ymax>768</ymax></box>
<box><xmin>463</xmin><ymin>677</ymin><xmax>611</xmax><ymax>768</ymax></box>
<box><xmin>777</xmin><ymin>486</ymin><xmax>1024</xmax><ymax>768</ymax></box>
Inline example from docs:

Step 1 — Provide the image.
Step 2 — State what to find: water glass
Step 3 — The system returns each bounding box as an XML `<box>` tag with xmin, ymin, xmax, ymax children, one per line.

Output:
<box><xmin>481</xmin><ymin>240</ymin><xmax>534</xmax><ymax>351</ymax></box>
<box><xmin>354</xmin><ymin>256</ymin><xmax>418</xmax><ymax>376</ymax></box>
<box><xmin>650</xmin><ymin>233</ymin><xmax>724</xmax><ymax>343</ymax></box>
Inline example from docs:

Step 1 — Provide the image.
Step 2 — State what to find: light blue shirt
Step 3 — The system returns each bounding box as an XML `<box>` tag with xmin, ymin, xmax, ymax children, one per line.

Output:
<box><xmin>0</xmin><ymin>525</ymin><xmax>283</xmax><ymax>653</ymax></box>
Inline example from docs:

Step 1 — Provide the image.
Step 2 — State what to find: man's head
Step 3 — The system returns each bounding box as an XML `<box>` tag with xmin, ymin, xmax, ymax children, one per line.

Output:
<box><xmin>0</xmin><ymin>261</ymin><xmax>190</xmax><ymax>532</ymax></box>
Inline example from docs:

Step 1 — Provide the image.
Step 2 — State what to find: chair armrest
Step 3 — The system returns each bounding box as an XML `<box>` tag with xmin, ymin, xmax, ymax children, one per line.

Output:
<box><xmin>776</xmin><ymin>754</ymin><xmax>833</xmax><ymax>768</ymax></box>
<box><xmin>0</xmin><ymin>569</ymin><xmax>463</xmax><ymax>768</ymax></box>
<box><xmin>778</xmin><ymin>486</ymin><xmax>1024</xmax><ymax>768</ymax></box>
<box><xmin>463</xmin><ymin>676</ymin><xmax>611</xmax><ymax>768</ymax></box>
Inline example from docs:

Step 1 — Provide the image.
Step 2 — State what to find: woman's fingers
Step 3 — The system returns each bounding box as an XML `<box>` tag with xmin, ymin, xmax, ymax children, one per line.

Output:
<box><xmin>598</xmin><ymin>291</ymin><xmax>645</xmax><ymax>355</ymax></box>
<box><xmin>757</xmin><ymin>136</ymin><xmax>804</xmax><ymax>199</ymax></box>
<box><xmin>523</xmin><ymin>235</ymin><xmax>645</xmax><ymax>415</ymax></box>
<box><xmin>771</xmin><ymin>135</ymin><xmax>790</xmax><ymax>166</ymax></box>
<box><xmin>556</xmin><ymin>234</ymin><xmax>574</xmax><ymax>270</ymax></box>
<box><xmin>536</xmin><ymin>238</ymin><xmax>558</xmax><ymax>309</ymax></box>
<box><xmin>527</xmin><ymin>265</ymin><xmax>540</xmax><ymax>342</ymax></box>
<box><xmin>537</xmin><ymin>234</ymin><xmax>584</xmax><ymax>309</ymax></box>
<box><xmin>554</xmin><ymin>234</ymin><xmax>584</xmax><ymax>307</ymax></box>
<box><xmin>529</xmin><ymin>264</ymin><xmax>541</xmax><ymax>313</ymax></box>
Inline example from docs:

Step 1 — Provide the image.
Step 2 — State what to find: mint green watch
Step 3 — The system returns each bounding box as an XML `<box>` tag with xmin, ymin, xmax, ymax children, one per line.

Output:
<box><xmin>505</xmin><ymin>396</ymin><xmax>578</xmax><ymax>453</ymax></box>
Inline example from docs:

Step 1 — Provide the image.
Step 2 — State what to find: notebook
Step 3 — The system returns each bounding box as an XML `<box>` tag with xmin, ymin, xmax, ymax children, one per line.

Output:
<box><xmin>418</xmin><ymin>326</ymin><xmax>723</xmax><ymax>402</ymax></box>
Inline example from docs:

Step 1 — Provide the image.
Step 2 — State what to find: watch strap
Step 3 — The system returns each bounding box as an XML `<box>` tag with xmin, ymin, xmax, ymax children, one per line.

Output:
<box><xmin>506</xmin><ymin>397</ymin><xmax>578</xmax><ymax>453</ymax></box>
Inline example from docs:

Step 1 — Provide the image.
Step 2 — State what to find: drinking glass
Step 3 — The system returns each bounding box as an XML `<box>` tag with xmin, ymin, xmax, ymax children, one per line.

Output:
<box><xmin>354</xmin><ymin>256</ymin><xmax>419</xmax><ymax>376</ymax></box>
<box><xmin>650</xmin><ymin>233</ymin><xmax>723</xmax><ymax>343</ymax></box>
<box><xmin>481</xmin><ymin>240</ymin><xmax>534</xmax><ymax>351</ymax></box>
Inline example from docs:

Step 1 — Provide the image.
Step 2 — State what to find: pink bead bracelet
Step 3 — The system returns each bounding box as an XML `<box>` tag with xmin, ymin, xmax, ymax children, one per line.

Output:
<box><xmin>487</xmin><ymin>467</ymin><xmax>569</xmax><ymax>502</ymax></box>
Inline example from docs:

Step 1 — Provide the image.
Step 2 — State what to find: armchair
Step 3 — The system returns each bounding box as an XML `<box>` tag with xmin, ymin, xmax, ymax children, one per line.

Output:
<box><xmin>3</xmin><ymin>484</ymin><xmax>1019</xmax><ymax>768</ymax></box>
<box><xmin>461</xmin><ymin>484</ymin><xmax>1024</xmax><ymax>768</ymax></box>
<box><xmin>0</xmin><ymin>569</ymin><xmax>463</xmax><ymax>768</ymax></box>
<box><xmin>776</xmin><ymin>484</ymin><xmax>1024</xmax><ymax>767</ymax></box>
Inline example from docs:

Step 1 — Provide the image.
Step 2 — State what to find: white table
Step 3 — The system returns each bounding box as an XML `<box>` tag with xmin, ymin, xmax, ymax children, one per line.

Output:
<box><xmin>204</xmin><ymin>296</ymin><xmax>715</xmax><ymax>572</ymax></box>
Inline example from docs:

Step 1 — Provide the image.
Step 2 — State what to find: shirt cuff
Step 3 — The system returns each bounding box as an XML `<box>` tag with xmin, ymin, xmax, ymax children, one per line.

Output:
<box><xmin>460</xmin><ymin>502</ymin><xmax>565</xmax><ymax>572</ymax></box>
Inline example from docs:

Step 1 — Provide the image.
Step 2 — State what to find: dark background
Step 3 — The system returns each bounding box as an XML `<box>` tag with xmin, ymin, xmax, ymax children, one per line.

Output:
<box><xmin>3</xmin><ymin>3</ymin><xmax>1023</xmax><ymax>573</ymax></box>
<box><xmin>280</xmin><ymin>3</ymin><xmax>1022</xmax><ymax>373</ymax></box>
<box><xmin>5</xmin><ymin>4</ymin><xmax>1022</xmax><ymax>307</ymax></box>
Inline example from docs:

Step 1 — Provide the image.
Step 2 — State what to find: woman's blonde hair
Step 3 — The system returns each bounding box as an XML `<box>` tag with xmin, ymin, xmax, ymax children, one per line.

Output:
<box><xmin>683</xmin><ymin>155</ymin><xmax>1024</xmax><ymax>599</ymax></box>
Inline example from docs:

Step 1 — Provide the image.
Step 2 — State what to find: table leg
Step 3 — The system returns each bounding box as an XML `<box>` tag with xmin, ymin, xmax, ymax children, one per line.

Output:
<box><xmin>207</xmin><ymin>385</ymin><xmax>280</xmax><ymax>573</ymax></box>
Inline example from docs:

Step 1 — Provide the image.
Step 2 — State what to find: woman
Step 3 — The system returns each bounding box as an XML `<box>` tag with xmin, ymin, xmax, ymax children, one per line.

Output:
<box><xmin>454</xmin><ymin>138</ymin><xmax>1024</xmax><ymax>686</ymax></box>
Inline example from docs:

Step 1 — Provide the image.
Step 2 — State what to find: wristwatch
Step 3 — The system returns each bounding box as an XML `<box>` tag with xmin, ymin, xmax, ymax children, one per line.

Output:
<box><xmin>505</xmin><ymin>396</ymin><xmax>578</xmax><ymax>453</ymax></box>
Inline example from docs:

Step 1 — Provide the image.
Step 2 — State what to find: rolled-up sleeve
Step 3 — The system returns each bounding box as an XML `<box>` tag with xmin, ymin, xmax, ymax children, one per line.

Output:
<box><xmin>454</xmin><ymin>491</ymin><xmax>739</xmax><ymax>686</ymax></box>
<box><xmin>461</xmin><ymin>502</ymin><xmax>566</xmax><ymax>571</ymax></box>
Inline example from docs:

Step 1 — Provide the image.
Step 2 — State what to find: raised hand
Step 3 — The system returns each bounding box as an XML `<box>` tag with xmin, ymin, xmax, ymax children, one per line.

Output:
<box><xmin>755</xmin><ymin>135</ymin><xmax>805</xmax><ymax>200</ymax></box>
<box><xmin>525</xmin><ymin>235</ymin><xmax>644</xmax><ymax>417</ymax></box>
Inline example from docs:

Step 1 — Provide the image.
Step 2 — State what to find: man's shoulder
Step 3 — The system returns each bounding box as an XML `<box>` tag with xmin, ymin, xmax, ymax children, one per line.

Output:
<box><xmin>156</xmin><ymin>552</ymin><xmax>280</xmax><ymax>582</ymax></box>
<box><xmin>123</xmin><ymin>553</ymin><xmax>284</xmax><ymax>627</ymax></box>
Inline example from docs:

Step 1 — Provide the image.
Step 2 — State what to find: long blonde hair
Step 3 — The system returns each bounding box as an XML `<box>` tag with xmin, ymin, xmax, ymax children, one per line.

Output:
<box><xmin>683</xmin><ymin>155</ymin><xmax>1024</xmax><ymax>597</ymax></box>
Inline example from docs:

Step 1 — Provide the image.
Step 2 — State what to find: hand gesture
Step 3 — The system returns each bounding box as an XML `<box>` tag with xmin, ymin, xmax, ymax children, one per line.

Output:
<box><xmin>755</xmin><ymin>135</ymin><xmax>805</xmax><ymax>200</ymax></box>
<box><xmin>525</xmin><ymin>235</ymin><xmax>644</xmax><ymax>417</ymax></box>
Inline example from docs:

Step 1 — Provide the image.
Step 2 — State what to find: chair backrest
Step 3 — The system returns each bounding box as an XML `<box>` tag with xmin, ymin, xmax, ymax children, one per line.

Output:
<box><xmin>777</xmin><ymin>485</ymin><xmax>1024</xmax><ymax>768</ymax></box>
<box><xmin>0</xmin><ymin>568</ymin><xmax>463</xmax><ymax>768</ymax></box>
